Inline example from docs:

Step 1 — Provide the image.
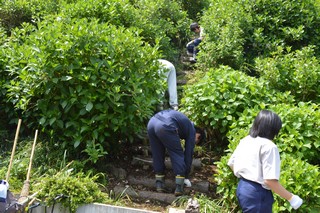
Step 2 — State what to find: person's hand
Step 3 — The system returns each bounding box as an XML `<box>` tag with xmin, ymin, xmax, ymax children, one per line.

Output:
<box><xmin>0</xmin><ymin>180</ymin><xmax>9</xmax><ymax>199</ymax></box>
<box><xmin>184</xmin><ymin>179</ymin><xmax>192</xmax><ymax>187</ymax></box>
<box><xmin>289</xmin><ymin>194</ymin><xmax>303</xmax><ymax>210</ymax></box>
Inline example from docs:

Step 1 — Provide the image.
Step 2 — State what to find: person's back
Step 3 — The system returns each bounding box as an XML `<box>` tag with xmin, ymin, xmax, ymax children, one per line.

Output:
<box><xmin>147</xmin><ymin>109</ymin><xmax>198</xmax><ymax>196</ymax></box>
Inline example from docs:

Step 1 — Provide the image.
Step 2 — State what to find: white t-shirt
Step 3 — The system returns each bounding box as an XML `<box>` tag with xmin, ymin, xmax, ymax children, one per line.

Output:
<box><xmin>227</xmin><ymin>135</ymin><xmax>280</xmax><ymax>190</ymax></box>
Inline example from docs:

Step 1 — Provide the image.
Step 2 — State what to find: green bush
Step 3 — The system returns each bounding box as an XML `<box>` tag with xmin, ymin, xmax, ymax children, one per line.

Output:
<box><xmin>3</xmin><ymin>17</ymin><xmax>163</xmax><ymax>163</ymax></box>
<box><xmin>0</xmin><ymin>0</ymin><xmax>66</xmax><ymax>29</ymax></box>
<box><xmin>59</xmin><ymin>0</ymin><xmax>136</xmax><ymax>27</ymax></box>
<box><xmin>0</xmin><ymin>26</ymin><xmax>10</xmax><ymax>129</ymax></box>
<box><xmin>199</xmin><ymin>0</ymin><xmax>320</xmax><ymax>72</ymax></box>
<box><xmin>35</xmin><ymin>171</ymin><xmax>108</xmax><ymax>212</ymax></box>
<box><xmin>0</xmin><ymin>0</ymin><xmax>32</xmax><ymax>33</ymax></box>
<box><xmin>177</xmin><ymin>0</ymin><xmax>210</xmax><ymax>20</ymax></box>
<box><xmin>228</xmin><ymin>104</ymin><xmax>320</xmax><ymax>165</ymax></box>
<box><xmin>180</xmin><ymin>66</ymin><xmax>295</xmax><ymax>147</ymax></box>
<box><xmin>58</xmin><ymin>0</ymin><xmax>191</xmax><ymax>61</ymax></box>
<box><xmin>126</xmin><ymin>0</ymin><xmax>192</xmax><ymax>60</ymax></box>
<box><xmin>214</xmin><ymin>154</ymin><xmax>239</xmax><ymax>211</ymax></box>
<box><xmin>274</xmin><ymin>153</ymin><xmax>320</xmax><ymax>212</ymax></box>
<box><xmin>255</xmin><ymin>45</ymin><xmax>320</xmax><ymax>103</ymax></box>
<box><xmin>197</xmin><ymin>0</ymin><xmax>247</xmax><ymax>70</ymax></box>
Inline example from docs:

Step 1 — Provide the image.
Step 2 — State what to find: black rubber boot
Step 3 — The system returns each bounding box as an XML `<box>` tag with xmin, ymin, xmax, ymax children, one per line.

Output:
<box><xmin>174</xmin><ymin>175</ymin><xmax>185</xmax><ymax>196</ymax></box>
<box><xmin>155</xmin><ymin>174</ymin><xmax>165</xmax><ymax>192</ymax></box>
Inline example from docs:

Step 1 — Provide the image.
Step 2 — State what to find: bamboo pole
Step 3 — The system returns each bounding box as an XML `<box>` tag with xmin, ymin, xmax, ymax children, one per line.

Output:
<box><xmin>18</xmin><ymin>129</ymin><xmax>38</xmax><ymax>204</ymax></box>
<box><xmin>6</xmin><ymin>119</ymin><xmax>22</xmax><ymax>181</ymax></box>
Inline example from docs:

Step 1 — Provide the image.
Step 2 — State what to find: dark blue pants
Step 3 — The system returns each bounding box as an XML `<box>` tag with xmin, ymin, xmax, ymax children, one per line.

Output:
<box><xmin>186</xmin><ymin>38</ymin><xmax>202</xmax><ymax>56</ymax></box>
<box><xmin>236</xmin><ymin>178</ymin><xmax>274</xmax><ymax>213</ymax></box>
<box><xmin>147</xmin><ymin>117</ymin><xmax>186</xmax><ymax>176</ymax></box>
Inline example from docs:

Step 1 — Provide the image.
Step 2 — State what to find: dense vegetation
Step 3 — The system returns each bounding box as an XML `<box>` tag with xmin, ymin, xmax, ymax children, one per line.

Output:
<box><xmin>1</xmin><ymin>0</ymin><xmax>319</xmax><ymax>212</ymax></box>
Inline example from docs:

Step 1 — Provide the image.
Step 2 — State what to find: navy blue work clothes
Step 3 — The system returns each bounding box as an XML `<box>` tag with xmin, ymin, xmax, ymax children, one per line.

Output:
<box><xmin>236</xmin><ymin>178</ymin><xmax>274</xmax><ymax>213</ymax></box>
<box><xmin>147</xmin><ymin>109</ymin><xmax>196</xmax><ymax>177</ymax></box>
<box><xmin>186</xmin><ymin>38</ymin><xmax>202</xmax><ymax>56</ymax></box>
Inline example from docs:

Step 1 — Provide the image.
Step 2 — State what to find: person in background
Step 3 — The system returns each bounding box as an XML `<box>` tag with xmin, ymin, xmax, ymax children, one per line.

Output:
<box><xmin>186</xmin><ymin>22</ymin><xmax>205</xmax><ymax>63</ymax></box>
<box><xmin>158</xmin><ymin>59</ymin><xmax>179</xmax><ymax>110</ymax></box>
<box><xmin>228</xmin><ymin>110</ymin><xmax>303</xmax><ymax>212</ymax></box>
<box><xmin>147</xmin><ymin>109</ymin><xmax>205</xmax><ymax>196</ymax></box>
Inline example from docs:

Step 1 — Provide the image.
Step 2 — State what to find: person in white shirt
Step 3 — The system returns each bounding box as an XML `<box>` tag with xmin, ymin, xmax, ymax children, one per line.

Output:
<box><xmin>186</xmin><ymin>22</ymin><xmax>205</xmax><ymax>63</ymax></box>
<box><xmin>228</xmin><ymin>110</ymin><xmax>303</xmax><ymax>212</ymax></box>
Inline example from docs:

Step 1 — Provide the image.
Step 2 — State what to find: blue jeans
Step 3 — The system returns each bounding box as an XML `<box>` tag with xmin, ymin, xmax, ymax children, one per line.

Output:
<box><xmin>236</xmin><ymin>178</ymin><xmax>274</xmax><ymax>213</ymax></box>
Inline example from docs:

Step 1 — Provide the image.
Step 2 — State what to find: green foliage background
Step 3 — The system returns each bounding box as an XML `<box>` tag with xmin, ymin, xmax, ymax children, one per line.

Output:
<box><xmin>1</xmin><ymin>0</ymin><xmax>320</xmax><ymax>212</ymax></box>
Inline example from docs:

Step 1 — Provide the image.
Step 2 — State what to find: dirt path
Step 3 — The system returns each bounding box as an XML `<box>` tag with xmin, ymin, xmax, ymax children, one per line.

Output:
<box><xmin>103</xmin><ymin>53</ymin><xmax>215</xmax><ymax>212</ymax></box>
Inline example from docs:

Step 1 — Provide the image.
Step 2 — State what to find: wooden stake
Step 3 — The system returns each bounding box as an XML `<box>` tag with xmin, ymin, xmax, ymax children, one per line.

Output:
<box><xmin>6</xmin><ymin>118</ymin><xmax>22</xmax><ymax>181</ymax></box>
<box><xmin>26</xmin><ymin>130</ymin><xmax>38</xmax><ymax>182</ymax></box>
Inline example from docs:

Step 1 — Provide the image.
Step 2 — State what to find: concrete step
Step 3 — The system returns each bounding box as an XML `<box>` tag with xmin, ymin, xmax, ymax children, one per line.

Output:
<box><xmin>30</xmin><ymin>203</ymin><xmax>161</xmax><ymax>213</ymax></box>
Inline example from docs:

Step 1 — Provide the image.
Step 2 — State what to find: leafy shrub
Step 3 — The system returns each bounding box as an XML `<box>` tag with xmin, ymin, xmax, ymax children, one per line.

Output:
<box><xmin>35</xmin><ymin>171</ymin><xmax>108</xmax><ymax>212</ymax></box>
<box><xmin>255</xmin><ymin>45</ymin><xmax>320</xmax><ymax>103</ymax></box>
<box><xmin>199</xmin><ymin>0</ymin><xmax>320</xmax><ymax>72</ymax></box>
<box><xmin>0</xmin><ymin>0</ymin><xmax>66</xmax><ymax>29</ymax></box>
<box><xmin>228</xmin><ymin>103</ymin><xmax>320</xmax><ymax>165</ymax></box>
<box><xmin>3</xmin><ymin>17</ymin><xmax>163</xmax><ymax>162</ymax></box>
<box><xmin>214</xmin><ymin>154</ymin><xmax>239</xmax><ymax>211</ymax></box>
<box><xmin>273</xmin><ymin>153</ymin><xmax>320</xmax><ymax>212</ymax></box>
<box><xmin>0</xmin><ymin>0</ymin><xmax>32</xmax><ymax>33</ymax></box>
<box><xmin>0</xmin><ymin>26</ymin><xmax>10</xmax><ymax>129</ymax></box>
<box><xmin>59</xmin><ymin>0</ymin><xmax>136</xmax><ymax>27</ymax></box>
<box><xmin>177</xmin><ymin>0</ymin><xmax>210</xmax><ymax>20</ymax></box>
<box><xmin>125</xmin><ymin>0</ymin><xmax>192</xmax><ymax>60</ymax></box>
<box><xmin>181</xmin><ymin>66</ymin><xmax>295</xmax><ymax>147</ymax></box>
<box><xmin>58</xmin><ymin>0</ymin><xmax>191</xmax><ymax>61</ymax></box>
<box><xmin>197</xmin><ymin>0</ymin><xmax>247</xmax><ymax>70</ymax></box>
<box><xmin>246</xmin><ymin>0</ymin><xmax>320</xmax><ymax>56</ymax></box>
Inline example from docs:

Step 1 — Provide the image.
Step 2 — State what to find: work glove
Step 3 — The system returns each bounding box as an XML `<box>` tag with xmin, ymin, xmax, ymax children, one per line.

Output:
<box><xmin>0</xmin><ymin>180</ymin><xmax>9</xmax><ymax>200</ymax></box>
<box><xmin>184</xmin><ymin>179</ymin><xmax>192</xmax><ymax>187</ymax></box>
<box><xmin>289</xmin><ymin>194</ymin><xmax>303</xmax><ymax>210</ymax></box>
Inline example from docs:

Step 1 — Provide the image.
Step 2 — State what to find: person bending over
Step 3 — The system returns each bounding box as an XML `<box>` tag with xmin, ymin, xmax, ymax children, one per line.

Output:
<box><xmin>147</xmin><ymin>109</ymin><xmax>205</xmax><ymax>196</ymax></box>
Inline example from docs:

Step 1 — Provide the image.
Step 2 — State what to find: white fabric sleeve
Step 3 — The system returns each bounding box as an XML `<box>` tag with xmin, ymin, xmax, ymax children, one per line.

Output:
<box><xmin>261</xmin><ymin>145</ymin><xmax>281</xmax><ymax>180</ymax></box>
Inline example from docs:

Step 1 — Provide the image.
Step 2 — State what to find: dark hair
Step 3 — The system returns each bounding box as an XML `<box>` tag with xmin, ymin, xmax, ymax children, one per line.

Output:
<box><xmin>190</xmin><ymin>22</ymin><xmax>200</xmax><ymax>32</ymax></box>
<box><xmin>249</xmin><ymin>110</ymin><xmax>282</xmax><ymax>140</ymax></box>
<box><xmin>195</xmin><ymin>126</ymin><xmax>206</xmax><ymax>144</ymax></box>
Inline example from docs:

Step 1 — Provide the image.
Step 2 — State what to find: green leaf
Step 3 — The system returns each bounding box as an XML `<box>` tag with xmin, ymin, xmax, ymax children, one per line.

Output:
<box><xmin>86</xmin><ymin>102</ymin><xmax>93</xmax><ymax>112</ymax></box>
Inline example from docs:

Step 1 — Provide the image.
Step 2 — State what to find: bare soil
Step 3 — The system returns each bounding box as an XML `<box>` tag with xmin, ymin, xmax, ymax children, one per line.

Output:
<box><xmin>102</xmin><ymin>143</ymin><xmax>218</xmax><ymax>212</ymax></box>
